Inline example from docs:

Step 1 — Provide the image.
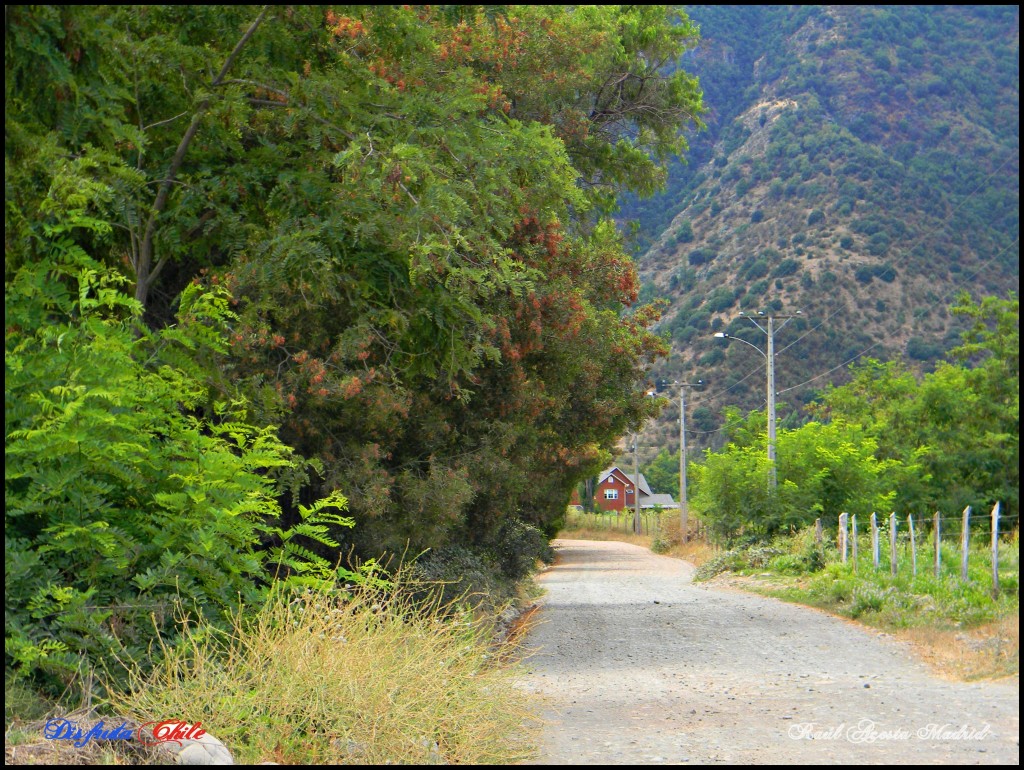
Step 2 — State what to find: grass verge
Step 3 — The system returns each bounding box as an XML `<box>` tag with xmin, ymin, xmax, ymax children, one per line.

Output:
<box><xmin>94</xmin><ymin>578</ymin><xmax>540</xmax><ymax>765</ymax></box>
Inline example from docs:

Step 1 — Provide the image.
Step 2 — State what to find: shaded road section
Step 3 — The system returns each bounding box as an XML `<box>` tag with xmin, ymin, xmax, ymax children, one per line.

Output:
<box><xmin>517</xmin><ymin>539</ymin><xmax>1019</xmax><ymax>765</ymax></box>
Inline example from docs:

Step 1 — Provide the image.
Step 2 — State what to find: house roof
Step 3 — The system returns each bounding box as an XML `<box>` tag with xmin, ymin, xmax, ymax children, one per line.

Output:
<box><xmin>641</xmin><ymin>494</ymin><xmax>679</xmax><ymax>509</ymax></box>
<box><xmin>598</xmin><ymin>467</ymin><xmax>653</xmax><ymax>496</ymax></box>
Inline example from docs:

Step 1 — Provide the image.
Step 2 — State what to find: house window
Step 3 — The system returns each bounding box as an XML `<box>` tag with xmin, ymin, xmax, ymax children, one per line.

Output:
<box><xmin>603</xmin><ymin>489</ymin><xmax>619</xmax><ymax>500</ymax></box>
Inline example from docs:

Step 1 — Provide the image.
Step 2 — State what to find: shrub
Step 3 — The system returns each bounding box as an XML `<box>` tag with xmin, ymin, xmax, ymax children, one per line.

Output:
<box><xmin>906</xmin><ymin>336</ymin><xmax>944</xmax><ymax>361</ymax></box>
<box><xmin>773</xmin><ymin>258</ymin><xmax>801</xmax><ymax>278</ymax></box>
<box><xmin>491</xmin><ymin>518</ymin><xmax>554</xmax><ymax>582</ymax></box>
<box><xmin>706</xmin><ymin>286</ymin><xmax>737</xmax><ymax>313</ymax></box>
<box><xmin>768</xmin><ymin>554</ymin><xmax>807</xmax><ymax>575</ymax></box>
<box><xmin>693</xmin><ymin>551</ymin><xmax>746</xmax><ymax>581</ymax></box>
<box><xmin>850</xmin><ymin>586</ymin><xmax>888</xmax><ymax>618</ymax></box>
<box><xmin>409</xmin><ymin>545</ymin><xmax>509</xmax><ymax>613</ymax></box>
<box><xmin>744</xmin><ymin>259</ymin><xmax>769</xmax><ymax>281</ymax></box>
<box><xmin>5</xmin><ymin>248</ymin><xmax>351</xmax><ymax>697</ymax></box>
<box><xmin>651</xmin><ymin>537</ymin><xmax>673</xmax><ymax>555</ymax></box>
<box><xmin>688</xmin><ymin>247</ymin><xmax>717</xmax><ymax>266</ymax></box>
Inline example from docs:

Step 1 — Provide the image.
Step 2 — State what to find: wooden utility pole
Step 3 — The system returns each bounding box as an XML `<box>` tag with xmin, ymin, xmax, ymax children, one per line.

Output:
<box><xmin>677</xmin><ymin>379</ymin><xmax>702</xmax><ymax>543</ymax></box>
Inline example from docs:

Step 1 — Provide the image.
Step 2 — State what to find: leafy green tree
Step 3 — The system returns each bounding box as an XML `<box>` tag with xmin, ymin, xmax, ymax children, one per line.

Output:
<box><xmin>6</xmin><ymin>5</ymin><xmax>704</xmax><ymax>592</ymax></box>
<box><xmin>5</xmin><ymin>217</ymin><xmax>351</xmax><ymax>695</ymax></box>
<box><xmin>693</xmin><ymin>420</ymin><xmax>900</xmax><ymax>544</ymax></box>
<box><xmin>643</xmin><ymin>448</ymin><xmax>680</xmax><ymax>499</ymax></box>
<box><xmin>811</xmin><ymin>292</ymin><xmax>1018</xmax><ymax>522</ymax></box>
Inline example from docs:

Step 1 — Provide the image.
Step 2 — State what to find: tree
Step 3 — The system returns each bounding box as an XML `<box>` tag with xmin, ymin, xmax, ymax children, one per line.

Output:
<box><xmin>643</xmin><ymin>448</ymin><xmax>680</xmax><ymax>499</ymax></box>
<box><xmin>810</xmin><ymin>292</ymin><xmax>1018</xmax><ymax>523</ymax></box>
<box><xmin>693</xmin><ymin>420</ymin><xmax>900</xmax><ymax>544</ymax></box>
<box><xmin>6</xmin><ymin>5</ymin><xmax>704</xmax><ymax>589</ymax></box>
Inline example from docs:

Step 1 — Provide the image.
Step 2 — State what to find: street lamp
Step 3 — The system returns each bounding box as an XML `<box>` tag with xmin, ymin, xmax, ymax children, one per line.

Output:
<box><xmin>714</xmin><ymin>310</ymin><xmax>802</xmax><ymax>489</ymax></box>
<box><xmin>675</xmin><ymin>379</ymin><xmax>702</xmax><ymax>542</ymax></box>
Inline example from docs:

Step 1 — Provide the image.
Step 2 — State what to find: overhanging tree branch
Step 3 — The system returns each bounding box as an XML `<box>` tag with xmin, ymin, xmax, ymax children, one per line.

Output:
<box><xmin>134</xmin><ymin>5</ymin><xmax>270</xmax><ymax>307</ymax></box>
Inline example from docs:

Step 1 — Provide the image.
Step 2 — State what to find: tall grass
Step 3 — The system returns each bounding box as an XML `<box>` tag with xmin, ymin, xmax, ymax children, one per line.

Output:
<box><xmin>105</xmin><ymin>580</ymin><xmax>539</xmax><ymax>765</ymax></box>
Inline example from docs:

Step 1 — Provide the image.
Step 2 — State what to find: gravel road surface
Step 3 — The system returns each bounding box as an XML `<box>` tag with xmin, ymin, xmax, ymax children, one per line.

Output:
<box><xmin>517</xmin><ymin>539</ymin><xmax>1019</xmax><ymax>765</ymax></box>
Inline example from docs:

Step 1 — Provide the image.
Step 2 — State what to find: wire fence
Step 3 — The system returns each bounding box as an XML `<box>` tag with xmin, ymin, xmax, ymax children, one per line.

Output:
<box><xmin>565</xmin><ymin>503</ymin><xmax>1018</xmax><ymax>594</ymax></box>
<box><xmin>827</xmin><ymin>503</ymin><xmax>1017</xmax><ymax>591</ymax></box>
<box><xmin>564</xmin><ymin>508</ymin><xmax>677</xmax><ymax>537</ymax></box>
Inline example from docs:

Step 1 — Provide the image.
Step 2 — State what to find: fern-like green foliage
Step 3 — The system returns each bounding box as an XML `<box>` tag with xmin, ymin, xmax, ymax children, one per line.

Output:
<box><xmin>5</xmin><ymin>222</ymin><xmax>356</xmax><ymax>696</ymax></box>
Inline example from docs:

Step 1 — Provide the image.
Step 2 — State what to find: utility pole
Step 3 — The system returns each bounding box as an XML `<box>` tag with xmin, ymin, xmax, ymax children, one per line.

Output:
<box><xmin>766</xmin><ymin>315</ymin><xmax>777</xmax><ymax>489</ymax></box>
<box><xmin>632</xmin><ymin>431</ymin><xmax>642</xmax><ymax>535</ymax></box>
<box><xmin>677</xmin><ymin>379</ymin><xmax>702</xmax><ymax>542</ymax></box>
<box><xmin>714</xmin><ymin>311</ymin><xmax>802</xmax><ymax>490</ymax></box>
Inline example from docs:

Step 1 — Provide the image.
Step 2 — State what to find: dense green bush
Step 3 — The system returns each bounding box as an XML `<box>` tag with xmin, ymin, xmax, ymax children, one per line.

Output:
<box><xmin>773</xmin><ymin>258</ymin><xmax>801</xmax><ymax>278</ymax></box>
<box><xmin>688</xmin><ymin>247</ymin><xmax>717</xmax><ymax>266</ymax></box>
<box><xmin>691</xmin><ymin>418</ymin><xmax>900</xmax><ymax>544</ymax></box>
<box><xmin>5</xmin><ymin>243</ymin><xmax>352</xmax><ymax>696</ymax></box>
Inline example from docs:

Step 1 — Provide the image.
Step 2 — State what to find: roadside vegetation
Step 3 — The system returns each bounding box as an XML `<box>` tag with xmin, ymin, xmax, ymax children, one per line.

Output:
<box><xmin>108</xmin><ymin>579</ymin><xmax>540</xmax><ymax>765</ymax></box>
<box><xmin>6</xmin><ymin>577</ymin><xmax>542</xmax><ymax>765</ymax></box>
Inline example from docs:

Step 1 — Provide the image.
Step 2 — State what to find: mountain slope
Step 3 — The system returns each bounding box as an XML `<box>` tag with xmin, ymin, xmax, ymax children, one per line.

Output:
<box><xmin>624</xmin><ymin>5</ymin><xmax>1019</xmax><ymax>459</ymax></box>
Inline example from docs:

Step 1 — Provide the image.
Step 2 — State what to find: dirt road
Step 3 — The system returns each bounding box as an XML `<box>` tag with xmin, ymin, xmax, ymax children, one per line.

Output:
<box><xmin>517</xmin><ymin>539</ymin><xmax>1019</xmax><ymax>765</ymax></box>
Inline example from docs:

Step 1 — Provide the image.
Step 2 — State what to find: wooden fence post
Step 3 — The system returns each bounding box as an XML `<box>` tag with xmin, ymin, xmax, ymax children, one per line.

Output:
<box><xmin>991</xmin><ymin>502</ymin><xmax>1000</xmax><ymax>595</ymax></box>
<box><xmin>934</xmin><ymin>512</ymin><xmax>941</xmax><ymax>578</ymax></box>
<box><xmin>908</xmin><ymin>514</ymin><xmax>917</xmax><ymax>577</ymax></box>
<box><xmin>871</xmin><ymin>512</ymin><xmax>879</xmax><ymax>570</ymax></box>
<box><xmin>838</xmin><ymin>513</ymin><xmax>848</xmax><ymax>563</ymax></box>
<box><xmin>960</xmin><ymin>506</ymin><xmax>971</xmax><ymax>581</ymax></box>
<box><xmin>889</xmin><ymin>512</ymin><xmax>897</xmax><ymax>578</ymax></box>
<box><xmin>851</xmin><ymin>514</ymin><xmax>858</xmax><ymax>574</ymax></box>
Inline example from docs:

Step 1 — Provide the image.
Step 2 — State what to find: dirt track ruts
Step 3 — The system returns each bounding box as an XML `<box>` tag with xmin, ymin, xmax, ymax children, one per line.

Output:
<box><xmin>517</xmin><ymin>539</ymin><xmax>1019</xmax><ymax>765</ymax></box>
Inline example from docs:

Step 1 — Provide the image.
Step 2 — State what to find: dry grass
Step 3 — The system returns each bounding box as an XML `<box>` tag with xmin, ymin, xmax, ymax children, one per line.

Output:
<box><xmin>895</xmin><ymin>614</ymin><xmax>1019</xmax><ymax>682</ymax></box>
<box><xmin>660</xmin><ymin>538</ymin><xmax>718</xmax><ymax>567</ymax></box>
<box><xmin>559</xmin><ymin>525</ymin><xmax>653</xmax><ymax>547</ymax></box>
<box><xmin>103</xmin><ymin>579</ymin><xmax>541</xmax><ymax>765</ymax></box>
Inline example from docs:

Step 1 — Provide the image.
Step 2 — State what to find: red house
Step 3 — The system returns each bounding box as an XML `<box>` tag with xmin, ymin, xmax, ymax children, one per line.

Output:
<box><xmin>594</xmin><ymin>467</ymin><xmax>678</xmax><ymax>512</ymax></box>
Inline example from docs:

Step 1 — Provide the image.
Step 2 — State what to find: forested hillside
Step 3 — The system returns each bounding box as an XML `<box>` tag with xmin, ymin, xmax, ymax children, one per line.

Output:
<box><xmin>5</xmin><ymin>5</ymin><xmax>703</xmax><ymax>695</ymax></box>
<box><xmin>619</xmin><ymin>5</ymin><xmax>1019</xmax><ymax>459</ymax></box>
